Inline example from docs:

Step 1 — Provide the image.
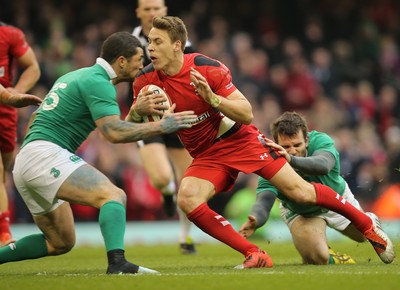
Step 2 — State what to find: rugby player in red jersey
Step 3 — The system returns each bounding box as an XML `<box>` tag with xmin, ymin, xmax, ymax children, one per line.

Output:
<box><xmin>0</xmin><ymin>21</ymin><xmax>41</xmax><ymax>246</ymax></box>
<box><xmin>128</xmin><ymin>16</ymin><xmax>395</xmax><ymax>267</ymax></box>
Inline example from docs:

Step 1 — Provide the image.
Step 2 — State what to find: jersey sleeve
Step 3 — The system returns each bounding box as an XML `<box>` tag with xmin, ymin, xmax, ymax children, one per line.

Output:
<box><xmin>308</xmin><ymin>131</ymin><xmax>338</xmax><ymax>161</ymax></box>
<box><xmin>8</xmin><ymin>26</ymin><xmax>30</xmax><ymax>58</ymax></box>
<box><xmin>256</xmin><ymin>176</ymin><xmax>278</xmax><ymax>196</ymax></box>
<box><xmin>85</xmin><ymin>82</ymin><xmax>120</xmax><ymax>120</ymax></box>
<box><xmin>206</xmin><ymin>61</ymin><xmax>237</xmax><ymax>97</ymax></box>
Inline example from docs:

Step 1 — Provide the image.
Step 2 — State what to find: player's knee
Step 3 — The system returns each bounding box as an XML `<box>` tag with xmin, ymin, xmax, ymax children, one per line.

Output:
<box><xmin>150</xmin><ymin>174</ymin><xmax>173</xmax><ymax>191</ymax></box>
<box><xmin>290</xmin><ymin>190</ymin><xmax>313</xmax><ymax>204</ymax></box>
<box><xmin>303</xmin><ymin>252</ymin><xmax>329</xmax><ymax>265</ymax></box>
<box><xmin>49</xmin><ymin>236</ymin><xmax>75</xmax><ymax>255</ymax></box>
<box><xmin>177</xmin><ymin>186</ymin><xmax>200</xmax><ymax>213</ymax></box>
<box><xmin>102</xmin><ymin>187</ymin><xmax>127</xmax><ymax>207</ymax></box>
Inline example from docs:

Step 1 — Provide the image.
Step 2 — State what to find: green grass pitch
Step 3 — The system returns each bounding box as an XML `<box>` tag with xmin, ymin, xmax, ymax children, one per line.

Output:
<box><xmin>1</xmin><ymin>239</ymin><xmax>399</xmax><ymax>290</ymax></box>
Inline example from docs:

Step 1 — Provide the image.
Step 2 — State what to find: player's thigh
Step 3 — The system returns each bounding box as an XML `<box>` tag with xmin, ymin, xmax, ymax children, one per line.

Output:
<box><xmin>57</xmin><ymin>164</ymin><xmax>124</xmax><ymax>208</ymax></box>
<box><xmin>1</xmin><ymin>150</ymin><xmax>14</xmax><ymax>173</ymax></box>
<box><xmin>269</xmin><ymin>162</ymin><xmax>316</xmax><ymax>203</ymax></box>
<box><xmin>139</xmin><ymin>142</ymin><xmax>173</xmax><ymax>182</ymax></box>
<box><xmin>168</xmin><ymin>148</ymin><xmax>192</xmax><ymax>181</ymax></box>
<box><xmin>290</xmin><ymin>216</ymin><xmax>328</xmax><ymax>255</ymax></box>
<box><xmin>33</xmin><ymin>202</ymin><xmax>76</xmax><ymax>252</ymax></box>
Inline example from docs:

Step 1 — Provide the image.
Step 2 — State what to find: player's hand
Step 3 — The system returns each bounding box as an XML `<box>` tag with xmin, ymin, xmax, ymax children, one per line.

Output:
<box><xmin>160</xmin><ymin>104</ymin><xmax>197</xmax><ymax>133</ymax></box>
<box><xmin>264</xmin><ymin>138</ymin><xmax>291</xmax><ymax>162</ymax></box>
<box><xmin>238</xmin><ymin>215</ymin><xmax>258</xmax><ymax>238</ymax></box>
<box><xmin>189</xmin><ymin>67</ymin><xmax>219</xmax><ymax>106</ymax></box>
<box><xmin>135</xmin><ymin>90</ymin><xmax>169</xmax><ymax>116</ymax></box>
<box><xmin>5</xmin><ymin>93</ymin><xmax>42</xmax><ymax>108</ymax></box>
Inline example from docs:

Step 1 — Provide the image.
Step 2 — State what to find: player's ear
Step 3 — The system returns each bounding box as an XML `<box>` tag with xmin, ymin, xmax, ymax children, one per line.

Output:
<box><xmin>174</xmin><ymin>40</ymin><xmax>181</xmax><ymax>52</ymax></box>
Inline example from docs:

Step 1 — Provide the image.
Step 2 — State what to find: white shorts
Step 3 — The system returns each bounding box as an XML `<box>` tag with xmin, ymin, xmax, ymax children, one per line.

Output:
<box><xmin>280</xmin><ymin>182</ymin><xmax>362</xmax><ymax>231</ymax></box>
<box><xmin>13</xmin><ymin>140</ymin><xmax>86</xmax><ymax>215</ymax></box>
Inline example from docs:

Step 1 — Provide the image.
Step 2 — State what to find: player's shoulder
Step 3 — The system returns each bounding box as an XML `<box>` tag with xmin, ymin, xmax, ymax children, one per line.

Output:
<box><xmin>66</xmin><ymin>65</ymin><xmax>111</xmax><ymax>89</ymax></box>
<box><xmin>188</xmin><ymin>53</ymin><xmax>221</xmax><ymax>68</ymax></box>
<box><xmin>134</xmin><ymin>64</ymin><xmax>158</xmax><ymax>89</ymax></box>
<box><xmin>132</xmin><ymin>25</ymin><xmax>142</xmax><ymax>37</ymax></box>
<box><xmin>0</xmin><ymin>22</ymin><xmax>24</xmax><ymax>36</ymax></box>
<box><xmin>309</xmin><ymin>130</ymin><xmax>332</xmax><ymax>140</ymax></box>
<box><xmin>309</xmin><ymin>130</ymin><xmax>334</xmax><ymax>148</ymax></box>
<box><xmin>137</xmin><ymin>63</ymin><xmax>156</xmax><ymax>78</ymax></box>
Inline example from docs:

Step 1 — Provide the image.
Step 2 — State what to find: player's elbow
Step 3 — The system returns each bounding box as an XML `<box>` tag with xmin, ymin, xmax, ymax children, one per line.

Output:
<box><xmin>102</xmin><ymin>131</ymin><xmax>123</xmax><ymax>144</ymax></box>
<box><xmin>240</xmin><ymin>111</ymin><xmax>253</xmax><ymax>125</ymax></box>
<box><xmin>99</xmin><ymin>126</ymin><xmax>123</xmax><ymax>144</ymax></box>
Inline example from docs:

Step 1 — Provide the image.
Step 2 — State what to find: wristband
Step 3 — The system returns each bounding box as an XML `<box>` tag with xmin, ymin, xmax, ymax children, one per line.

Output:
<box><xmin>210</xmin><ymin>93</ymin><xmax>221</xmax><ymax>108</ymax></box>
<box><xmin>129</xmin><ymin>108</ymin><xmax>142</xmax><ymax>122</ymax></box>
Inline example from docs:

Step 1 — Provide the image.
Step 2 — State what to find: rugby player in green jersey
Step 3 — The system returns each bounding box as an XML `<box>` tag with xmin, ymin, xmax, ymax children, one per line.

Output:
<box><xmin>0</xmin><ymin>31</ymin><xmax>197</xmax><ymax>275</ymax></box>
<box><xmin>239</xmin><ymin>112</ymin><xmax>389</xmax><ymax>265</ymax></box>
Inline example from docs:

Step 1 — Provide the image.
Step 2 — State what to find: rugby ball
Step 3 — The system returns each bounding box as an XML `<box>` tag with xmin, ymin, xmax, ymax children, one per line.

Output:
<box><xmin>139</xmin><ymin>84</ymin><xmax>172</xmax><ymax>122</ymax></box>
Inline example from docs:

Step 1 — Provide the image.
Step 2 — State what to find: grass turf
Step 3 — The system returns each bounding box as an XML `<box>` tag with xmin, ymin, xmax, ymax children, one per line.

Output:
<box><xmin>1</xmin><ymin>239</ymin><xmax>398</xmax><ymax>290</ymax></box>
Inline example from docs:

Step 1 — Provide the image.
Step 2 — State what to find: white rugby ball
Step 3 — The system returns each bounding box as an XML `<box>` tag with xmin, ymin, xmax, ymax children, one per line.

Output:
<box><xmin>139</xmin><ymin>84</ymin><xmax>172</xmax><ymax>122</ymax></box>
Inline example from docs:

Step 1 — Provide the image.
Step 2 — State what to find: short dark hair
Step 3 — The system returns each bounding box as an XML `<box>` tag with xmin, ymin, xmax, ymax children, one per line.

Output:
<box><xmin>100</xmin><ymin>31</ymin><xmax>141</xmax><ymax>64</ymax></box>
<box><xmin>270</xmin><ymin>112</ymin><xmax>309</xmax><ymax>142</ymax></box>
<box><xmin>152</xmin><ymin>16</ymin><xmax>187</xmax><ymax>51</ymax></box>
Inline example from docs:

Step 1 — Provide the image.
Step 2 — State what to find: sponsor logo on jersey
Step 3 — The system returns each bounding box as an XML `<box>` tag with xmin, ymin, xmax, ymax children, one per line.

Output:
<box><xmin>185</xmin><ymin>111</ymin><xmax>210</xmax><ymax>125</ymax></box>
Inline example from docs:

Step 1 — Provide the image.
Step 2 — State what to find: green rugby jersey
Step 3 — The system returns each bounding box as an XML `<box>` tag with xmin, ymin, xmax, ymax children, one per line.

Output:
<box><xmin>257</xmin><ymin>130</ymin><xmax>346</xmax><ymax>215</ymax></box>
<box><xmin>23</xmin><ymin>59</ymin><xmax>120</xmax><ymax>152</ymax></box>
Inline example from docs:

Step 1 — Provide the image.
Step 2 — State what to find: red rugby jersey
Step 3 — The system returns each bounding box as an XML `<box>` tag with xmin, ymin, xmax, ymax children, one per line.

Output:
<box><xmin>133</xmin><ymin>53</ymin><xmax>237</xmax><ymax>157</ymax></box>
<box><xmin>0</xmin><ymin>22</ymin><xmax>30</xmax><ymax>88</ymax></box>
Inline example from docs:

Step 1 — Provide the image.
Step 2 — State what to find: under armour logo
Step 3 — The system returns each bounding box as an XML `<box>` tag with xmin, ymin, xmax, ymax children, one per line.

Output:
<box><xmin>260</xmin><ymin>153</ymin><xmax>269</xmax><ymax>160</ymax></box>
<box><xmin>214</xmin><ymin>215</ymin><xmax>230</xmax><ymax>226</ymax></box>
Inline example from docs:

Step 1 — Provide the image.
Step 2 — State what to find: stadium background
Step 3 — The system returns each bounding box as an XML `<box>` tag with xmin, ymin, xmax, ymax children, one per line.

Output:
<box><xmin>1</xmin><ymin>1</ymin><xmax>400</xmax><ymax>242</ymax></box>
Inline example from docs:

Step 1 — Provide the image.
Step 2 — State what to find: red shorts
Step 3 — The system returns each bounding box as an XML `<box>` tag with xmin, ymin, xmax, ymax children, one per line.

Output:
<box><xmin>184</xmin><ymin>124</ymin><xmax>287</xmax><ymax>193</ymax></box>
<box><xmin>0</xmin><ymin>104</ymin><xmax>18</xmax><ymax>153</ymax></box>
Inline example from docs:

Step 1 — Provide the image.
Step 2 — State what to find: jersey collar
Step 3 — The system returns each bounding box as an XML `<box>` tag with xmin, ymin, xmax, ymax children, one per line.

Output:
<box><xmin>96</xmin><ymin>57</ymin><xmax>117</xmax><ymax>80</ymax></box>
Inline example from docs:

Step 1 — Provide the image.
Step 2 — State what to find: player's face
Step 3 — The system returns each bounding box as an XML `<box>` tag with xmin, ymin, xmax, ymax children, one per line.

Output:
<box><xmin>277</xmin><ymin>130</ymin><xmax>308</xmax><ymax>157</ymax></box>
<box><xmin>148</xmin><ymin>28</ymin><xmax>178</xmax><ymax>72</ymax></box>
<box><xmin>118</xmin><ymin>47</ymin><xmax>144</xmax><ymax>82</ymax></box>
<box><xmin>136</xmin><ymin>0</ymin><xmax>167</xmax><ymax>33</ymax></box>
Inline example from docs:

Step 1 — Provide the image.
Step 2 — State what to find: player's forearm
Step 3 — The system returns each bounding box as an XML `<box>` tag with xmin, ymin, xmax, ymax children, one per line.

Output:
<box><xmin>289</xmin><ymin>151</ymin><xmax>336</xmax><ymax>175</ymax></box>
<box><xmin>101</xmin><ymin>120</ymin><xmax>165</xmax><ymax>143</ymax></box>
<box><xmin>250</xmin><ymin>190</ymin><xmax>276</xmax><ymax>228</ymax></box>
<box><xmin>213</xmin><ymin>94</ymin><xmax>253</xmax><ymax>125</ymax></box>
<box><xmin>14</xmin><ymin>64</ymin><xmax>41</xmax><ymax>93</ymax></box>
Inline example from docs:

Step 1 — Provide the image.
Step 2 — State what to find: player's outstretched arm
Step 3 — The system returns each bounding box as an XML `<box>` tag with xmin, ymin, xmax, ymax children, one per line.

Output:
<box><xmin>239</xmin><ymin>190</ymin><xmax>276</xmax><ymax>238</ymax></box>
<box><xmin>98</xmin><ymin>105</ymin><xmax>197</xmax><ymax>143</ymax></box>
<box><xmin>0</xmin><ymin>85</ymin><xmax>42</xmax><ymax>107</ymax></box>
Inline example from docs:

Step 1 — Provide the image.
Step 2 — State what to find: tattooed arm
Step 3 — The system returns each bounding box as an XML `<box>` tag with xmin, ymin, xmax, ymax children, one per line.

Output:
<box><xmin>96</xmin><ymin>105</ymin><xmax>197</xmax><ymax>143</ymax></box>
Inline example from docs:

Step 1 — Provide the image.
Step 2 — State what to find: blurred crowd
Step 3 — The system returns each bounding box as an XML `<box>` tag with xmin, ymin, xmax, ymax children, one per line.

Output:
<box><xmin>2</xmin><ymin>0</ymin><xmax>400</xmax><ymax>223</ymax></box>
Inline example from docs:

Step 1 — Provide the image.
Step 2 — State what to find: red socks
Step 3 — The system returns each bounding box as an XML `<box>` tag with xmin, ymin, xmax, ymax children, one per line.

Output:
<box><xmin>187</xmin><ymin>203</ymin><xmax>258</xmax><ymax>256</ymax></box>
<box><xmin>312</xmin><ymin>182</ymin><xmax>372</xmax><ymax>232</ymax></box>
<box><xmin>0</xmin><ymin>210</ymin><xmax>11</xmax><ymax>234</ymax></box>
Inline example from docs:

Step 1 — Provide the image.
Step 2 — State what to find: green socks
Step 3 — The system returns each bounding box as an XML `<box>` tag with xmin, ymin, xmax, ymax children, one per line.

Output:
<box><xmin>0</xmin><ymin>233</ymin><xmax>48</xmax><ymax>264</ymax></box>
<box><xmin>99</xmin><ymin>201</ymin><xmax>126</xmax><ymax>252</ymax></box>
